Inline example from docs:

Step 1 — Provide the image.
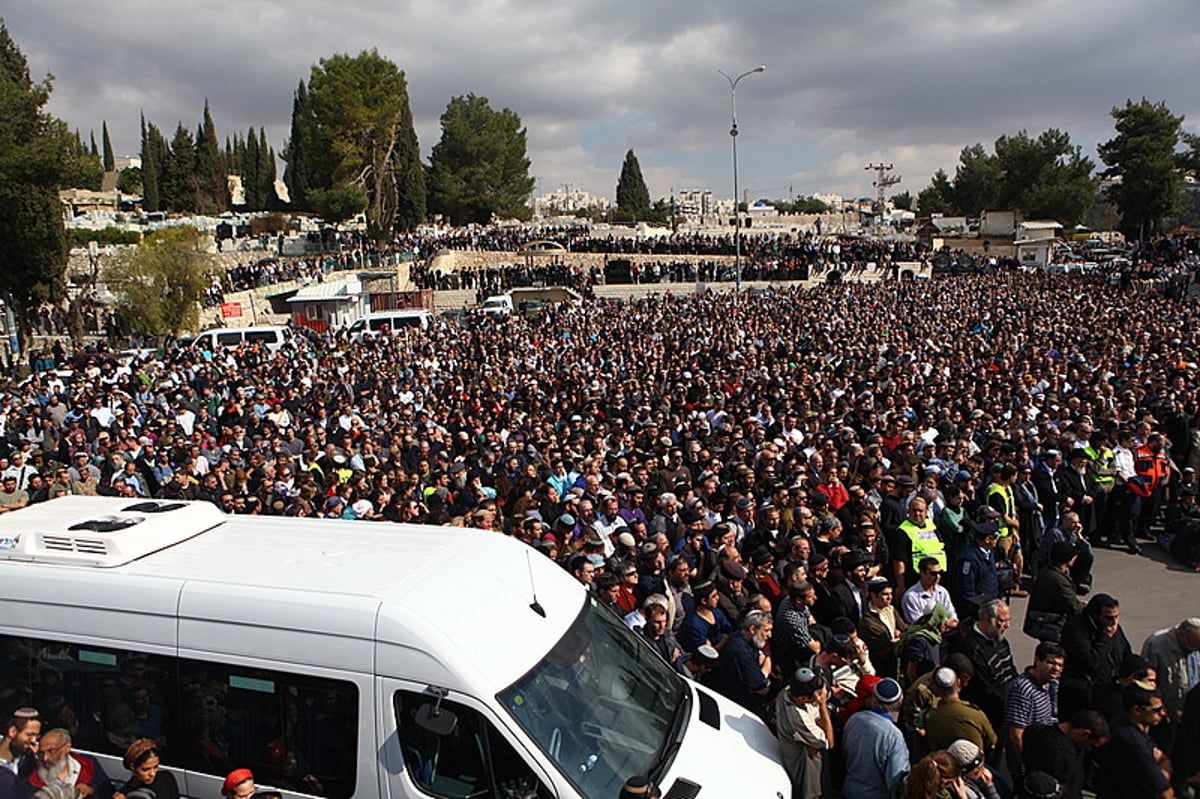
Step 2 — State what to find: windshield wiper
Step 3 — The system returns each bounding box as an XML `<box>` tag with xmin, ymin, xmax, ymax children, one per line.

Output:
<box><xmin>649</xmin><ymin>681</ymin><xmax>691</xmax><ymax>781</ymax></box>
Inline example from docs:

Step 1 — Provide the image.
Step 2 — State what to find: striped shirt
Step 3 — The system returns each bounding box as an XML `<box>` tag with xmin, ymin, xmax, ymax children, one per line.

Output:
<box><xmin>1003</xmin><ymin>670</ymin><xmax>1057</xmax><ymax>731</ymax></box>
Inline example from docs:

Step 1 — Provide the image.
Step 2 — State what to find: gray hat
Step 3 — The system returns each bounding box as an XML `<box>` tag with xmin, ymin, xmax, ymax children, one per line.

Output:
<box><xmin>946</xmin><ymin>739</ymin><xmax>984</xmax><ymax>773</ymax></box>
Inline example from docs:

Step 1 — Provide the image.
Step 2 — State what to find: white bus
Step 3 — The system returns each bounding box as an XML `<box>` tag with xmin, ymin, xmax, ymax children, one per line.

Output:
<box><xmin>0</xmin><ymin>498</ymin><xmax>787</xmax><ymax>799</ymax></box>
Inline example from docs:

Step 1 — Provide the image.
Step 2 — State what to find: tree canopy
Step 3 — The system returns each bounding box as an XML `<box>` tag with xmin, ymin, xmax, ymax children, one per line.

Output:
<box><xmin>615</xmin><ymin>149</ymin><xmax>651</xmax><ymax>216</ymax></box>
<box><xmin>297</xmin><ymin>50</ymin><xmax>425</xmax><ymax>241</ymax></box>
<box><xmin>0</xmin><ymin>23</ymin><xmax>90</xmax><ymax>351</ymax></box>
<box><xmin>108</xmin><ymin>225</ymin><xmax>218</xmax><ymax>336</ymax></box>
<box><xmin>1099</xmin><ymin>98</ymin><xmax>1185</xmax><ymax>240</ymax></box>
<box><xmin>916</xmin><ymin>129</ymin><xmax>1096</xmax><ymax>226</ymax></box>
<box><xmin>427</xmin><ymin>93</ymin><xmax>534</xmax><ymax>225</ymax></box>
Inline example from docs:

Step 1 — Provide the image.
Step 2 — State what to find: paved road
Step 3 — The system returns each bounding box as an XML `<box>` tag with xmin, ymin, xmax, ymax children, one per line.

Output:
<box><xmin>1008</xmin><ymin>540</ymin><xmax>1197</xmax><ymax>667</ymax></box>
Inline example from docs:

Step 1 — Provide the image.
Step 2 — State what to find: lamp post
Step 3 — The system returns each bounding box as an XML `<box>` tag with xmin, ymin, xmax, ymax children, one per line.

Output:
<box><xmin>720</xmin><ymin>65</ymin><xmax>764</xmax><ymax>293</ymax></box>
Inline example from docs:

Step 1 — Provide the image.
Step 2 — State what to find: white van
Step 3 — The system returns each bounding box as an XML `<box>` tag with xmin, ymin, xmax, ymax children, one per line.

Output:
<box><xmin>480</xmin><ymin>295</ymin><xmax>513</xmax><ymax>318</ymax></box>
<box><xmin>0</xmin><ymin>498</ymin><xmax>787</xmax><ymax>799</ymax></box>
<box><xmin>193</xmin><ymin>325</ymin><xmax>294</xmax><ymax>353</ymax></box>
<box><xmin>348</xmin><ymin>310</ymin><xmax>431</xmax><ymax>341</ymax></box>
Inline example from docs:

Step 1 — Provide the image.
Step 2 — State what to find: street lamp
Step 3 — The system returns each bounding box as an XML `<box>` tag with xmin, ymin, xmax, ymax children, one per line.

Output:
<box><xmin>719</xmin><ymin>65</ymin><xmax>764</xmax><ymax>293</ymax></box>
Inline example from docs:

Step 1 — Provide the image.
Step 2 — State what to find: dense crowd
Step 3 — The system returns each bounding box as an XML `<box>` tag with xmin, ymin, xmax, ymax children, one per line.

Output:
<box><xmin>5</xmin><ymin>259</ymin><xmax>1200</xmax><ymax>798</ymax></box>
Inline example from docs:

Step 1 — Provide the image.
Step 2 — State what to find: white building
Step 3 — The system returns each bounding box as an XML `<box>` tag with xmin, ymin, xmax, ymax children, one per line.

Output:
<box><xmin>533</xmin><ymin>185</ymin><xmax>610</xmax><ymax>217</ymax></box>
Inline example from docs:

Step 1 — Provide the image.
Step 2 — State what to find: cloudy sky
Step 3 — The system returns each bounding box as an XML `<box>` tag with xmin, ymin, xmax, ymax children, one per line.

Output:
<box><xmin>6</xmin><ymin>0</ymin><xmax>1199</xmax><ymax>204</ymax></box>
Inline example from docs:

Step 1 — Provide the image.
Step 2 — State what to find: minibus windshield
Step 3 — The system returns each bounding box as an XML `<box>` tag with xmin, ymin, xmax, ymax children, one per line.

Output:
<box><xmin>498</xmin><ymin>597</ymin><xmax>687</xmax><ymax>799</ymax></box>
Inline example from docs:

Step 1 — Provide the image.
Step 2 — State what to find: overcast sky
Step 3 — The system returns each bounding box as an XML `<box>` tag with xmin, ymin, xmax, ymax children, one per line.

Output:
<box><xmin>6</xmin><ymin>0</ymin><xmax>1198</xmax><ymax>204</ymax></box>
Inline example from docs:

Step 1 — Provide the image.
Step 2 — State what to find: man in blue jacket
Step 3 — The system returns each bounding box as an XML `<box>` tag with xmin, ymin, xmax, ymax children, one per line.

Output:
<box><xmin>954</xmin><ymin>522</ymin><xmax>1000</xmax><ymax>620</ymax></box>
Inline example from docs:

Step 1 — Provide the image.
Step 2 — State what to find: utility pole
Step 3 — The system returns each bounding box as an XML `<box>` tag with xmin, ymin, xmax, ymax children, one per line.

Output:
<box><xmin>865</xmin><ymin>163</ymin><xmax>901</xmax><ymax>230</ymax></box>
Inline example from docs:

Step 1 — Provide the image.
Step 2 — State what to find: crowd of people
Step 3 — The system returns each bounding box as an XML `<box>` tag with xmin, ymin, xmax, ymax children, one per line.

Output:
<box><xmin>4</xmin><ymin>252</ymin><xmax>1200</xmax><ymax>798</ymax></box>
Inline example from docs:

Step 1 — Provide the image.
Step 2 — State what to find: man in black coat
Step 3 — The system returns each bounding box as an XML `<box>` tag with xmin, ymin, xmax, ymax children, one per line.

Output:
<box><xmin>1059</xmin><ymin>592</ymin><xmax>1132</xmax><ymax>718</ymax></box>
<box><xmin>1032</xmin><ymin>449</ymin><xmax>1066</xmax><ymax>531</ymax></box>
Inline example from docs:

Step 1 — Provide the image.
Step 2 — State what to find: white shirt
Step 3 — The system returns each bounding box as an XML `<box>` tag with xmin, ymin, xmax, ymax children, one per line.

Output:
<box><xmin>900</xmin><ymin>581</ymin><xmax>959</xmax><ymax>624</ymax></box>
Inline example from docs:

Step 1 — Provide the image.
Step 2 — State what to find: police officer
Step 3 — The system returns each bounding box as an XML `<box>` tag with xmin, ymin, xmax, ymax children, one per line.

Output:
<box><xmin>955</xmin><ymin>520</ymin><xmax>1001</xmax><ymax>620</ymax></box>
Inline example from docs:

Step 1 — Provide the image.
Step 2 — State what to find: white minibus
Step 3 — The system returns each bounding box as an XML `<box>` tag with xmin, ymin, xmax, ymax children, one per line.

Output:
<box><xmin>348</xmin><ymin>311</ymin><xmax>431</xmax><ymax>342</ymax></box>
<box><xmin>0</xmin><ymin>498</ymin><xmax>788</xmax><ymax>799</ymax></box>
<box><xmin>193</xmin><ymin>326</ymin><xmax>294</xmax><ymax>353</ymax></box>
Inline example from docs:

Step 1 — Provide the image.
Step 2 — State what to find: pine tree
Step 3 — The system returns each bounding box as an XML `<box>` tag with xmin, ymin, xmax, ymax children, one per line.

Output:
<box><xmin>428</xmin><ymin>93</ymin><xmax>534</xmax><ymax>225</ymax></box>
<box><xmin>1099</xmin><ymin>99</ymin><xmax>1184</xmax><ymax>240</ymax></box>
<box><xmin>0</xmin><ymin>23</ymin><xmax>71</xmax><ymax>349</ymax></box>
<box><xmin>615</xmin><ymin>149</ymin><xmax>651</xmax><ymax>216</ymax></box>
<box><xmin>102</xmin><ymin>120</ymin><xmax>114</xmax><ymax>171</ymax></box>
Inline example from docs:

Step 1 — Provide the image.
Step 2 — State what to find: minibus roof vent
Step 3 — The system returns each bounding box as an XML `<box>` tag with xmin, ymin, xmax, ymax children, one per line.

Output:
<box><xmin>0</xmin><ymin>497</ymin><xmax>226</xmax><ymax>568</ymax></box>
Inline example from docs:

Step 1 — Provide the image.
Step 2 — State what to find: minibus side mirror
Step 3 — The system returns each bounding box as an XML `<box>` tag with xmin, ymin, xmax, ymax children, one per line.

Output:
<box><xmin>414</xmin><ymin>702</ymin><xmax>458</xmax><ymax>736</ymax></box>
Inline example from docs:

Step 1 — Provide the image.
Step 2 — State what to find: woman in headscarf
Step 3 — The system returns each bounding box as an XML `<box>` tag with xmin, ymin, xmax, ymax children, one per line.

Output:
<box><xmin>899</xmin><ymin>603</ymin><xmax>953</xmax><ymax>686</ymax></box>
<box><xmin>113</xmin><ymin>739</ymin><xmax>179</xmax><ymax>799</ymax></box>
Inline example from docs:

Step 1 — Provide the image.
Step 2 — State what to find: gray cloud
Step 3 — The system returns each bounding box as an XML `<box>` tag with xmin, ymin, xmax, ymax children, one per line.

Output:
<box><xmin>7</xmin><ymin>0</ymin><xmax>1198</xmax><ymax>203</ymax></box>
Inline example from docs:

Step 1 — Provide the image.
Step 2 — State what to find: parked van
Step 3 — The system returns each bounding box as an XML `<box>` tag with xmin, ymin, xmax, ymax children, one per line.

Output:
<box><xmin>0</xmin><ymin>497</ymin><xmax>788</xmax><ymax>799</ymax></box>
<box><xmin>193</xmin><ymin>325</ymin><xmax>294</xmax><ymax>352</ymax></box>
<box><xmin>348</xmin><ymin>310</ymin><xmax>431</xmax><ymax>341</ymax></box>
<box><xmin>480</xmin><ymin>294</ymin><xmax>513</xmax><ymax>317</ymax></box>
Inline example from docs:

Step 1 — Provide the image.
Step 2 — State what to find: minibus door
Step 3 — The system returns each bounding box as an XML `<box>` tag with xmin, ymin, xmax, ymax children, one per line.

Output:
<box><xmin>376</xmin><ymin>678</ymin><xmax>560</xmax><ymax>799</ymax></box>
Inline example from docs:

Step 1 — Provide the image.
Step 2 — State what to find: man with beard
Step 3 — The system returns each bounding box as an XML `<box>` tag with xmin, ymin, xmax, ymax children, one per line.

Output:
<box><xmin>1</xmin><ymin>709</ymin><xmax>41</xmax><ymax>799</ymax></box>
<box><xmin>717</xmin><ymin>610</ymin><xmax>774</xmax><ymax>719</ymax></box>
<box><xmin>23</xmin><ymin>729</ymin><xmax>114</xmax><ymax>799</ymax></box>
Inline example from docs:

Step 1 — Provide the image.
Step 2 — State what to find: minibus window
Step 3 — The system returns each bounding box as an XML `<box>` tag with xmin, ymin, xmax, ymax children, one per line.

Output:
<box><xmin>245</xmin><ymin>331</ymin><xmax>277</xmax><ymax>344</ymax></box>
<box><xmin>216</xmin><ymin>332</ymin><xmax>241</xmax><ymax>347</ymax></box>
<box><xmin>0</xmin><ymin>633</ymin><xmax>359</xmax><ymax>799</ymax></box>
<box><xmin>395</xmin><ymin>692</ymin><xmax>552</xmax><ymax>799</ymax></box>
<box><xmin>497</xmin><ymin>598</ymin><xmax>686</xmax><ymax>799</ymax></box>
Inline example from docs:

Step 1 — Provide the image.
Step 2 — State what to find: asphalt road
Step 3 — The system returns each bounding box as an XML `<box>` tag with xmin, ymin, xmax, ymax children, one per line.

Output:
<box><xmin>1008</xmin><ymin>540</ymin><xmax>1196</xmax><ymax>668</ymax></box>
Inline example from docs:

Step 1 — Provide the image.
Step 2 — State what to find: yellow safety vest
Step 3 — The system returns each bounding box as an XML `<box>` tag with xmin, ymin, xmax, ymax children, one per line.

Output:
<box><xmin>899</xmin><ymin>519</ymin><xmax>947</xmax><ymax>571</ymax></box>
<box><xmin>986</xmin><ymin>483</ymin><xmax>1016</xmax><ymax>538</ymax></box>
<box><xmin>1089</xmin><ymin>445</ymin><xmax>1115</xmax><ymax>488</ymax></box>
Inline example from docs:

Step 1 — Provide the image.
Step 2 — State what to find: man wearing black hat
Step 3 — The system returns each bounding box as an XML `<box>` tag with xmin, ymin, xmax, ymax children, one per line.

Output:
<box><xmin>1056</xmin><ymin>450</ymin><xmax>1097</xmax><ymax>535</ymax></box>
<box><xmin>1032</xmin><ymin>450</ymin><xmax>1066</xmax><ymax>531</ymax></box>
<box><xmin>1026</xmin><ymin>542</ymin><xmax>1083</xmax><ymax>642</ymax></box>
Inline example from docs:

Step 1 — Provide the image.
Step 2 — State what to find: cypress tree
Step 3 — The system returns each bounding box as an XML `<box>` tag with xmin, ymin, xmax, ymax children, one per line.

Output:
<box><xmin>243</xmin><ymin>126</ymin><xmax>260</xmax><ymax>209</ymax></box>
<box><xmin>140</xmin><ymin>117</ymin><xmax>161</xmax><ymax>212</ymax></box>
<box><xmin>164</xmin><ymin>123</ymin><xmax>195</xmax><ymax>212</ymax></box>
<box><xmin>257</xmin><ymin>127</ymin><xmax>276</xmax><ymax>210</ymax></box>
<box><xmin>282</xmin><ymin>80</ymin><xmax>316</xmax><ymax>208</ymax></box>
<box><xmin>102</xmin><ymin>120</ymin><xmax>114</xmax><ymax>171</ymax></box>
<box><xmin>196</xmin><ymin>100</ymin><xmax>226</xmax><ymax>212</ymax></box>
<box><xmin>393</xmin><ymin>80</ymin><xmax>425</xmax><ymax>231</ymax></box>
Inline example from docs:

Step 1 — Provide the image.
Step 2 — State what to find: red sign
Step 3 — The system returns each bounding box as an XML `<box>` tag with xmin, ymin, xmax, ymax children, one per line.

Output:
<box><xmin>221</xmin><ymin>302</ymin><xmax>243</xmax><ymax>319</ymax></box>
